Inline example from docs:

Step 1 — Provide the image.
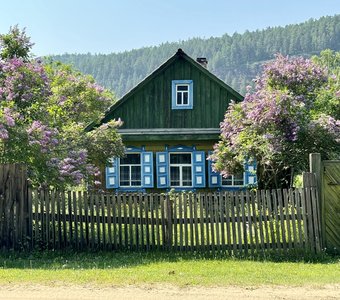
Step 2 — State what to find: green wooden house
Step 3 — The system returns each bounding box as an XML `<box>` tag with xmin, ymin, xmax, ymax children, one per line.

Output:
<box><xmin>93</xmin><ymin>49</ymin><xmax>256</xmax><ymax>191</ymax></box>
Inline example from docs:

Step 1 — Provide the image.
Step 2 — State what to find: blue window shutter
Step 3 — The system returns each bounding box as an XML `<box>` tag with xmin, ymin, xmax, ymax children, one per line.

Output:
<box><xmin>156</xmin><ymin>152</ymin><xmax>169</xmax><ymax>188</ymax></box>
<box><xmin>208</xmin><ymin>151</ymin><xmax>221</xmax><ymax>188</ymax></box>
<box><xmin>245</xmin><ymin>159</ymin><xmax>257</xmax><ymax>185</ymax></box>
<box><xmin>142</xmin><ymin>152</ymin><xmax>154</xmax><ymax>188</ymax></box>
<box><xmin>106</xmin><ymin>158</ymin><xmax>119</xmax><ymax>189</ymax></box>
<box><xmin>193</xmin><ymin>151</ymin><xmax>206</xmax><ymax>188</ymax></box>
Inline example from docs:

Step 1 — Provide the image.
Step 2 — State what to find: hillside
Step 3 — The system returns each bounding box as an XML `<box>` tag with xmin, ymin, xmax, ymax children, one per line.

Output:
<box><xmin>51</xmin><ymin>15</ymin><xmax>340</xmax><ymax>97</ymax></box>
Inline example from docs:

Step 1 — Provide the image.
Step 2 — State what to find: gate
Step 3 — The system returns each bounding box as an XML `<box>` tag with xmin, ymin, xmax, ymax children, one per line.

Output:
<box><xmin>0</xmin><ymin>164</ymin><xmax>30</xmax><ymax>250</ymax></box>
<box><xmin>322</xmin><ymin>161</ymin><xmax>340</xmax><ymax>253</ymax></box>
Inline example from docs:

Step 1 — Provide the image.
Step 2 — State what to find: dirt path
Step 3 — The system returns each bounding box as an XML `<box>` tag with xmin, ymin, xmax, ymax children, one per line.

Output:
<box><xmin>0</xmin><ymin>284</ymin><xmax>339</xmax><ymax>300</ymax></box>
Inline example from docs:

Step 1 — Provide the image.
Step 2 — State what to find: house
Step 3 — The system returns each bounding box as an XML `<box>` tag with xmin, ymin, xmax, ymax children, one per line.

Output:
<box><xmin>92</xmin><ymin>49</ymin><xmax>256</xmax><ymax>192</ymax></box>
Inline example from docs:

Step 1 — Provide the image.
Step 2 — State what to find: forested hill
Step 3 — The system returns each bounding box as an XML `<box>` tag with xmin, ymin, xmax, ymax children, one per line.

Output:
<box><xmin>51</xmin><ymin>15</ymin><xmax>340</xmax><ymax>97</ymax></box>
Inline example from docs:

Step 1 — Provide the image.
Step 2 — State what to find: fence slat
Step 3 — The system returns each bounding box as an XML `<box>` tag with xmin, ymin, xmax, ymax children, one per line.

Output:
<box><xmin>133</xmin><ymin>194</ymin><xmax>139</xmax><ymax>251</ymax></box>
<box><xmin>245</xmin><ymin>191</ymin><xmax>254</xmax><ymax>256</ymax></box>
<box><xmin>189</xmin><ymin>194</ymin><xmax>194</xmax><ymax>250</ymax></box>
<box><xmin>277</xmin><ymin>189</ymin><xmax>287</xmax><ymax>253</ymax></box>
<box><xmin>261</xmin><ymin>190</ymin><xmax>270</xmax><ymax>250</ymax></box>
<box><xmin>241</xmin><ymin>191</ymin><xmax>248</xmax><ymax>255</ymax></box>
<box><xmin>272</xmin><ymin>190</ymin><xmax>282</xmax><ymax>253</ymax></box>
<box><xmin>199</xmin><ymin>193</ymin><xmax>205</xmax><ymax>252</ymax></box>
<box><xmin>101</xmin><ymin>194</ymin><xmax>107</xmax><ymax>249</ymax></box>
<box><xmin>51</xmin><ymin>191</ymin><xmax>56</xmax><ymax>250</ymax></box>
<box><xmin>172</xmin><ymin>194</ymin><xmax>177</xmax><ymax>251</ymax></box>
<box><xmin>283</xmin><ymin>189</ymin><xmax>293</xmax><ymax>250</ymax></box>
<box><xmin>294</xmin><ymin>189</ymin><xmax>303</xmax><ymax>249</ymax></box>
<box><xmin>266</xmin><ymin>190</ymin><xmax>275</xmax><ymax>251</ymax></box>
<box><xmin>107</xmin><ymin>193</ymin><xmax>112</xmax><ymax>250</ymax></box>
<box><xmin>235</xmin><ymin>191</ymin><xmax>242</xmax><ymax>255</ymax></box>
<box><xmin>214</xmin><ymin>192</ymin><xmax>221</xmax><ymax>252</ymax></box>
<box><xmin>289</xmin><ymin>189</ymin><xmax>298</xmax><ymax>249</ymax></box>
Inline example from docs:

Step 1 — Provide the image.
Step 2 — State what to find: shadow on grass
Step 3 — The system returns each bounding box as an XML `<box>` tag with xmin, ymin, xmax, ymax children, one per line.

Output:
<box><xmin>0</xmin><ymin>249</ymin><xmax>339</xmax><ymax>270</ymax></box>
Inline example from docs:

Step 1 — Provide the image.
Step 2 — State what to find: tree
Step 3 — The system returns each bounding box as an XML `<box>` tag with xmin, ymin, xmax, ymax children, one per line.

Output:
<box><xmin>211</xmin><ymin>53</ymin><xmax>340</xmax><ymax>189</ymax></box>
<box><xmin>0</xmin><ymin>25</ymin><xmax>33</xmax><ymax>61</ymax></box>
<box><xmin>312</xmin><ymin>50</ymin><xmax>340</xmax><ymax>120</ymax></box>
<box><xmin>0</xmin><ymin>26</ymin><xmax>124</xmax><ymax>188</ymax></box>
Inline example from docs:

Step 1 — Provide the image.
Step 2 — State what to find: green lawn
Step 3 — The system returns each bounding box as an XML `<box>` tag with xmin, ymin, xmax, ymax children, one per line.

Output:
<box><xmin>0</xmin><ymin>251</ymin><xmax>339</xmax><ymax>287</ymax></box>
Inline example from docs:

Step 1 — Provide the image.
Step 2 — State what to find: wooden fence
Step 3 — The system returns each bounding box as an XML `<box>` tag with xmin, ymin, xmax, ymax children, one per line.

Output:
<box><xmin>24</xmin><ymin>188</ymin><xmax>322</xmax><ymax>254</ymax></box>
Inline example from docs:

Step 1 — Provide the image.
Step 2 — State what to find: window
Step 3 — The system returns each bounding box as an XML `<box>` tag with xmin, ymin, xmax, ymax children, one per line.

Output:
<box><xmin>172</xmin><ymin>80</ymin><xmax>193</xmax><ymax>109</ymax></box>
<box><xmin>176</xmin><ymin>84</ymin><xmax>189</xmax><ymax>105</ymax></box>
<box><xmin>221</xmin><ymin>173</ymin><xmax>244</xmax><ymax>187</ymax></box>
<box><xmin>169</xmin><ymin>153</ymin><xmax>192</xmax><ymax>187</ymax></box>
<box><xmin>119</xmin><ymin>153</ymin><xmax>141</xmax><ymax>187</ymax></box>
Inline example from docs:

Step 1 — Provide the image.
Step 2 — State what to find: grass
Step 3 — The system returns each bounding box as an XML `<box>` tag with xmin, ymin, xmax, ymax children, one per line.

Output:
<box><xmin>0</xmin><ymin>251</ymin><xmax>339</xmax><ymax>287</ymax></box>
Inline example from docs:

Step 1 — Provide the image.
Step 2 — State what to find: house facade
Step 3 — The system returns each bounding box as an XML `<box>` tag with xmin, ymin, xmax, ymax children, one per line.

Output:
<box><xmin>93</xmin><ymin>49</ymin><xmax>256</xmax><ymax>192</ymax></box>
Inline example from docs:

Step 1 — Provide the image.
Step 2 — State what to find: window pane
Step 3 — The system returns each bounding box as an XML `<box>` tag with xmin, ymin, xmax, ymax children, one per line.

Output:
<box><xmin>120</xmin><ymin>153</ymin><xmax>140</xmax><ymax>165</ymax></box>
<box><xmin>131</xmin><ymin>166</ymin><xmax>141</xmax><ymax>181</ymax></box>
<box><xmin>182</xmin><ymin>92</ymin><xmax>188</xmax><ymax>105</ymax></box>
<box><xmin>120</xmin><ymin>166</ymin><xmax>130</xmax><ymax>181</ymax></box>
<box><xmin>170</xmin><ymin>153</ymin><xmax>191</xmax><ymax>164</ymax></box>
<box><xmin>177</xmin><ymin>85</ymin><xmax>188</xmax><ymax>91</ymax></box>
<box><xmin>222</xmin><ymin>175</ymin><xmax>233</xmax><ymax>186</ymax></box>
<box><xmin>182</xmin><ymin>166</ymin><xmax>192</xmax><ymax>186</ymax></box>
<box><xmin>234</xmin><ymin>173</ymin><xmax>244</xmax><ymax>185</ymax></box>
<box><xmin>170</xmin><ymin>166</ymin><xmax>180</xmax><ymax>186</ymax></box>
<box><xmin>177</xmin><ymin>92</ymin><xmax>182</xmax><ymax>105</ymax></box>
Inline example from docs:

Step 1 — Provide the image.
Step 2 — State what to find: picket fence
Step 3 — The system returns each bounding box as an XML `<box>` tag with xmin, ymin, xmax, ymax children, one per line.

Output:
<box><xmin>17</xmin><ymin>187</ymin><xmax>321</xmax><ymax>255</ymax></box>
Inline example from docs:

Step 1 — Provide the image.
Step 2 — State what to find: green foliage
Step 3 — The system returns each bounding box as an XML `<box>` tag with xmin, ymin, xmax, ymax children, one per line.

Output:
<box><xmin>312</xmin><ymin>50</ymin><xmax>340</xmax><ymax>119</ymax></box>
<box><xmin>51</xmin><ymin>15</ymin><xmax>340</xmax><ymax>97</ymax></box>
<box><xmin>0</xmin><ymin>25</ymin><xmax>33</xmax><ymax>61</ymax></box>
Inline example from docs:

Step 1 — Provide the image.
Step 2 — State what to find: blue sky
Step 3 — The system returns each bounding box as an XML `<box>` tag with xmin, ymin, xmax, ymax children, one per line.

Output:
<box><xmin>0</xmin><ymin>0</ymin><xmax>339</xmax><ymax>56</ymax></box>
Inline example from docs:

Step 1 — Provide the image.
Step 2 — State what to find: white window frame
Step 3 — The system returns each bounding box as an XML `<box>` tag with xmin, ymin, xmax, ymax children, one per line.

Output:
<box><xmin>221</xmin><ymin>172</ymin><xmax>245</xmax><ymax>187</ymax></box>
<box><xmin>175</xmin><ymin>84</ymin><xmax>190</xmax><ymax>106</ymax></box>
<box><xmin>119</xmin><ymin>152</ymin><xmax>142</xmax><ymax>188</ymax></box>
<box><xmin>169</xmin><ymin>152</ymin><xmax>193</xmax><ymax>188</ymax></box>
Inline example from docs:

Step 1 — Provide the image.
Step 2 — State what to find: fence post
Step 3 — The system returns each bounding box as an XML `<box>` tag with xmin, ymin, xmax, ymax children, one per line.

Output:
<box><xmin>309</xmin><ymin>153</ymin><xmax>323</xmax><ymax>249</ymax></box>
<box><xmin>309</xmin><ymin>153</ymin><xmax>322</xmax><ymax>201</ymax></box>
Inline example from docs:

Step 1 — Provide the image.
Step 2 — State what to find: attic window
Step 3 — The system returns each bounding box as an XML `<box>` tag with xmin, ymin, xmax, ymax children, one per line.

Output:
<box><xmin>172</xmin><ymin>80</ymin><xmax>193</xmax><ymax>109</ymax></box>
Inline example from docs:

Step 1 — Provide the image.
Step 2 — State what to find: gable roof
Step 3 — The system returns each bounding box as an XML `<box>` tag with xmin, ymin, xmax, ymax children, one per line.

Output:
<box><xmin>86</xmin><ymin>48</ymin><xmax>243</xmax><ymax>131</ymax></box>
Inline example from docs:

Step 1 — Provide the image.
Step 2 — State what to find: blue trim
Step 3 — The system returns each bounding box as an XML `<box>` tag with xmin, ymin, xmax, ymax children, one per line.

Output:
<box><xmin>193</xmin><ymin>151</ymin><xmax>206</xmax><ymax>188</ymax></box>
<box><xmin>171</xmin><ymin>80</ymin><xmax>193</xmax><ymax>110</ymax></box>
<box><xmin>106</xmin><ymin>158</ymin><xmax>119</xmax><ymax>189</ymax></box>
<box><xmin>106</xmin><ymin>146</ymin><xmax>154</xmax><ymax>191</ymax></box>
<box><xmin>245</xmin><ymin>159</ymin><xmax>257</xmax><ymax>185</ymax></box>
<box><xmin>157</xmin><ymin>145</ymin><xmax>205</xmax><ymax>189</ymax></box>
<box><xmin>142</xmin><ymin>152</ymin><xmax>154</xmax><ymax>188</ymax></box>
<box><xmin>156</xmin><ymin>152</ymin><xmax>169</xmax><ymax>188</ymax></box>
<box><xmin>208</xmin><ymin>151</ymin><xmax>221</xmax><ymax>188</ymax></box>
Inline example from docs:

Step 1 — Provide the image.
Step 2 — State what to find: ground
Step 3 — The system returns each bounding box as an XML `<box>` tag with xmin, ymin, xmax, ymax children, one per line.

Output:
<box><xmin>0</xmin><ymin>284</ymin><xmax>339</xmax><ymax>300</ymax></box>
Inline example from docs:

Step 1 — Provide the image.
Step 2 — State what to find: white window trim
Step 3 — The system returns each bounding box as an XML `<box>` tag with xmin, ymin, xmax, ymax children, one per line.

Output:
<box><xmin>221</xmin><ymin>173</ymin><xmax>245</xmax><ymax>187</ymax></box>
<box><xmin>175</xmin><ymin>84</ymin><xmax>190</xmax><ymax>106</ymax></box>
<box><xmin>119</xmin><ymin>152</ymin><xmax>142</xmax><ymax>188</ymax></box>
<box><xmin>169</xmin><ymin>152</ymin><xmax>193</xmax><ymax>188</ymax></box>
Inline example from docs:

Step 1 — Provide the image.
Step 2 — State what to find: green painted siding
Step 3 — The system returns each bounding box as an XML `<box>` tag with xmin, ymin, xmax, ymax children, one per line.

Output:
<box><xmin>108</xmin><ymin>57</ymin><xmax>240</xmax><ymax>130</ymax></box>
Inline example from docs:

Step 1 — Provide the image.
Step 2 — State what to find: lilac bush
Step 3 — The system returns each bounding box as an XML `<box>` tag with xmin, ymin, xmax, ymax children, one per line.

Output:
<box><xmin>212</xmin><ymin>53</ymin><xmax>340</xmax><ymax>189</ymax></box>
<box><xmin>0</xmin><ymin>26</ymin><xmax>124</xmax><ymax>188</ymax></box>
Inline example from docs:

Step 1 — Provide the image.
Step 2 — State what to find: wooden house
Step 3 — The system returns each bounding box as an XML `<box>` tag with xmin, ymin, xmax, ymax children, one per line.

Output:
<box><xmin>92</xmin><ymin>49</ymin><xmax>256</xmax><ymax>191</ymax></box>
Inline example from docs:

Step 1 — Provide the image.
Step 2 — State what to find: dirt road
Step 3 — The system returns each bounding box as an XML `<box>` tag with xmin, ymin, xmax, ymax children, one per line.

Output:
<box><xmin>0</xmin><ymin>284</ymin><xmax>339</xmax><ymax>300</ymax></box>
